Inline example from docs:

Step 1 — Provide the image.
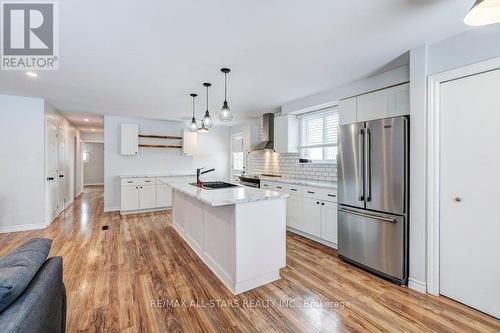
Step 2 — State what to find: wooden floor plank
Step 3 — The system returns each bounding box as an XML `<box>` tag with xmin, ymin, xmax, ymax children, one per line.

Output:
<box><xmin>0</xmin><ymin>186</ymin><xmax>498</xmax><ymax>333</ymax></box>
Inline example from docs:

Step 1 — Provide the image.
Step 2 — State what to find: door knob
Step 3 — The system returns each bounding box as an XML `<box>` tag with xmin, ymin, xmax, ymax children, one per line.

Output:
<box><xmin>454</xmin><ymin>197</ymin><xmax>462</xmax><ymax>202</ymax></box>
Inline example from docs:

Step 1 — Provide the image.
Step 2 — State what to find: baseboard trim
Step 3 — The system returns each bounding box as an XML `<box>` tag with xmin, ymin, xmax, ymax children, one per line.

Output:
<box><xmin>286</xmin><ymin>227</ymin><xmax>338</xmax><ymax>249</ymax></box>
<box><xmin>104</xmin><ymin>206</ymin><xmax>120</xmax><ymax>213</ymax></box>
<box><xmin>0</xmin><ymin>223</ymin><xmax>47</xmax><ymax>234</ymax></box>
<box><xmin>120</xmin><ymin>207</ymin><xmax>170</xmax><ymax>215</ymax></box>
<box><xmin>408</xmin><ymin>278</ymin><xmax>427</xmax><ymax>294</ymax></box>
<box><xmin>84</xmin><ymin>183</ymin><xmax>104</xmax><ymax>186</ymax></box>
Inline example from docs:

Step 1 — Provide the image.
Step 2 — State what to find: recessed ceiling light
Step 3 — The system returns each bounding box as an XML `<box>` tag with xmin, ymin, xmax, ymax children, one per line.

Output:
<box><xmin>91</xmin><ymin>129</ymin><xmax>96</xmax><ymax>132</ymax></box>
<box><xmin>84</xmin><ymin>118</ymin><xmax>89</xmax><ymax>122</ymax></box>
<box><xmin>26</xmin><ymin>71</ymin><xmax>38</xmax><ymax>78</ymax></box>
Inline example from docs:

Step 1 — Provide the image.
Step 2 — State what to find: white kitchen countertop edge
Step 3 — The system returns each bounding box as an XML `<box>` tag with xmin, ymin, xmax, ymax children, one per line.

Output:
<box><xmin>120</xmin><ymin>173</ymin><xmax>196</xmax><ymax>179</ymax></box>
<box><xmin>259</xmin><ymin>177</ymin><xmax>337</xmax><ymax>189</ymax></box>
<box><xmin>168</xmin><ymin>182</ymin><xmax>289</xmax><ymax>207</ymax></box>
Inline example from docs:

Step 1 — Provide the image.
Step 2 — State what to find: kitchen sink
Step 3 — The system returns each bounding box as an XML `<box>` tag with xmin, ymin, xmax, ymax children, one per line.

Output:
<box><xmin>190</xmin><ymin>181</ymin><xmax>240</xmax><ymax>190</ymax></box>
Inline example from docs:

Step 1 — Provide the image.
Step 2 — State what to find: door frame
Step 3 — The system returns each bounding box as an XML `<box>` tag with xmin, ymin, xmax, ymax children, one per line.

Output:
<box><xmin>426</xmin><ymin>56</ymin><xmax>500</xmax><ymax>295</ymax></box>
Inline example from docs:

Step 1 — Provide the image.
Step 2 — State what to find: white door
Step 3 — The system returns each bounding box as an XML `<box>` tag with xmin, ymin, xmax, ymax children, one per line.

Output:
<box><xmin>301</xmin><ymin>197</ymin><xmax>321</xmax><ymax>237</ymax></box>
<box><xmin>140</xmin><ymin>185</ymin><xmax>156</xmax><ymax>209</ymax></box>
<box><xmin>58</xmin><ymin>127</ymin><xmax>66</xmax><ymax>211</ymax></box>
<box><xmin>440</xmin><ymin>68</ymin><xmax>500</xmax><ymax>319</ymax></box>
<box><xmin>47</xmin><ymin>121</ymin><xmax>59</xmax><ymax>222</ymax></box>
<box><xmin>121</xmin><ymin>186</ymin><xmax>139</xmax><ymax>211</ymax></box>
<box><xmin>286</xmin><ymin>194</ymin><xmax>302</xmax><ymax>229</ymax></box>
<box><xmin>321</xmin><ymin>201</ymin><xmax>338</xmax><ymax>244</ymax></box>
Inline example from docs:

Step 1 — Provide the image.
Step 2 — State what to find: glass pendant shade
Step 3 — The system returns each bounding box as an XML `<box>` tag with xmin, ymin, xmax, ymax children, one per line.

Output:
<box><xmin>202</xmin><ymin>83</ymin><xmax>213</xmax><ymax>128</ymax></box>
<box><xmin>188</xmin><ymin>93</ymin><xmax>198</xmax><ymax>132</ymax></box>
<box><xmin>464</xmin><ymin>0</ymin><xmax>500</xmax><ymax>26</ymax></box>
<box><xmin>219</xmin><ymin>101</ymin><xmax>233</xmax><ymax>122</ymax></box>
<box><xmin>219</xmin><ymin>68</ymin><xmax>233</xmax><ymax>122</ymax></box>
<box><xmin>189</xmin><ymin>117</ymin><xmax>198</xmax><ymax>132</ymax></box>
<box><xmin>203</xmin><ymin>110</ymin><xmax>213</xmax><ymax>128</ymax></box>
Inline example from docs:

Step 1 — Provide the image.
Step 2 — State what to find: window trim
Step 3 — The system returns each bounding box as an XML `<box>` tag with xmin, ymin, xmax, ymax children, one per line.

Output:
<box><xmin>298</xmin><ymin>106</ymin><xmax>339</xmax><ymax>163</ymax></box>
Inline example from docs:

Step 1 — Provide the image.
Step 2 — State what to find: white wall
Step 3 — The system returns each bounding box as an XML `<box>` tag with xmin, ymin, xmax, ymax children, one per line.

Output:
<box><xmin>104</xmin><ymin>116</ymin><xmax>230</xmax><ymax>211</ymax></box>
<box><xmin>83</xmin><ymin>142</ymin><xmax>104</xmax><ymax>185</ymax></box>
<box><xmin>0</xmin><ymin>94</ymin><xmax>46</xmax><ymax>232</ymax></box>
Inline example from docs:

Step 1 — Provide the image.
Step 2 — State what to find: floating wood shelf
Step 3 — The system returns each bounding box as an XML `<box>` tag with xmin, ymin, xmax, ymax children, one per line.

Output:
<box><xmin>138</xmin><ymin>134</ymin><xmax>182</xmax><ymax>140</ymax></box>
<box><xmin>139</xmin><ymin>144</ymin><xmax>182</xmax><ymax>149</ymax></box>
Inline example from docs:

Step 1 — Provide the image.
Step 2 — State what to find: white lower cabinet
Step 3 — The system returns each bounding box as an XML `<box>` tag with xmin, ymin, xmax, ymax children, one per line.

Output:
<box><xmin>120</xmin><ymin>175</ymin><xmax>194</xmax><ymax>213</ymax></box>
<box><xmin>156</xmin><ymin>183</ymin><xmax>173</xmax><ymax>207</ymax></box>
<box><xmin>121</xmin><ymin>185</ymin><xmax>140</xmax><ymax>211</ymax></box>
<box><xmin>302</xmin><ymin>197</ymin><xmax>322</xmax><ymax>238</ymax></box>
<box><xmin>140</xmin><ymin>184</ymin><xmax>156</xmax><ymax>209</ymax></box>
<box><xmin>321</xmin><ymin>201</ymin><xmax>338</xmax><ymax>244</ymax></box>
<box><xmin>261</xmin><ymin>180</ymin><xmax>338</xmax><ymax>247</ymax></box>
<box><xmin>286</xmin><ymin>194</ymin><xmax>302</xmax><ymax>230</ymax></box>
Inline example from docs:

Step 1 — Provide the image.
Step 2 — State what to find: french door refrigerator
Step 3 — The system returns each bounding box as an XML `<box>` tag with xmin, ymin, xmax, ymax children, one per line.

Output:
<box><xmin>337</xmin><ymin>116</ymin><xmax>409</xmax><ymax>285</ymax></box>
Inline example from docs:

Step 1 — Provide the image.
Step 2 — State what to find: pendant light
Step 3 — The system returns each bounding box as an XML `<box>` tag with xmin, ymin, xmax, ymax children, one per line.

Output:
<box><xmin>188</xmin><ymin>93</ymin><xmax>198</xmax><ymax>132</ymax></box>
<box><xmin>219</xmin><ymin>68</ymin><xmax>234</xmax><ymax>122</ymax></box>
<box><xmin>202</xmin><ymin>83</ymin><xmax>213</xmax><ymax>128</ymax></box>
<box><xmin>464</xmin><ymin>0</ymin><xmax>500</xmax><ymax>26</ymax></box>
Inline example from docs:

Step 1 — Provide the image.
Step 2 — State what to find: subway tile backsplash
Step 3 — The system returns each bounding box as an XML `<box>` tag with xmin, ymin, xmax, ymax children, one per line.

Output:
<box><xmin>247</xmin><ymin>151</ymin><xmax>337</xmax><ymax>182</ymax></box>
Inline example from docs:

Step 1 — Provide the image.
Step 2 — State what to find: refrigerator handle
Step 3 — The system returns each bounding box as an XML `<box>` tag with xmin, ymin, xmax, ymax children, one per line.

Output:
<box><xmin>358</xmin><ymin>128</ymin><xmax>365</xmax><ymax>201</ymax></box>
<box><xmin>366</xmin><ymin>128</ymin><xmax>372</xmax><ymax>202</ymax></box>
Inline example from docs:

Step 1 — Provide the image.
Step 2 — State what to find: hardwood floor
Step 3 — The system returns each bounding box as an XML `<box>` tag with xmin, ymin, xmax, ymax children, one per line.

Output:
<box><xmin>0</xmin><ymin>186</ymin><xmax>498</xmax><ymax>332</ymax></box>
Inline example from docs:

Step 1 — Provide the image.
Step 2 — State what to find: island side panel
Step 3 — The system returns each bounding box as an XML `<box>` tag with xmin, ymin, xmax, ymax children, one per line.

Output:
<box><xmin>172</xmin><ymin>189</ymin><xmax>238</xmax><ymax>294</ymax></box>
<box><xmin>203</xmin><ymin>204</ymin><xmax>236</xmax><ymax>287</ymax></box>
<box><xmin>234</xmin><ymin>198</ymin><xmax>287</xmax><ymax>294</ymax></box>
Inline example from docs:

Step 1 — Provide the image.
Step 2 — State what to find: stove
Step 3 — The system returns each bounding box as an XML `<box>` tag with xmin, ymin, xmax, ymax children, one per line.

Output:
<box><xmin>238</xmin><ymin>174</ymin><xmax>281</xmax><ymax>188</ymax></box>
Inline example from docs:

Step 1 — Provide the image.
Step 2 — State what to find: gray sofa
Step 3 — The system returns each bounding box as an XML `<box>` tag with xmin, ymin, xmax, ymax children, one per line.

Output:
<box><xmin>0</xmin><ymin>239</ymin><xmax>66</xmax><ymax>333</ymax></box>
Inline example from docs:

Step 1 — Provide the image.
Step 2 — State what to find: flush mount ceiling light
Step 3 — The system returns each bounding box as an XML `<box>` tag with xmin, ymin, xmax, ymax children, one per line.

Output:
<box><xmin>188</xmin><ymin>93</ymin><xmax>199</xmax><ymax>132</ymax></box>
<box><xmin>219</xmin><ymin>68</ymin><xmax>234</xmax><ymax>122</ymax></box>
<box><xmin>26</xmin><ymin>71</ymin><xmax>38</xmax><ymax>78</ymax></box>
<box><xmin>464</xmin><ymin>0</ymin><xmax>500</xmax><ymax>26</ymax></box>
<box><xmin>202</xmin><ymin>83</ymin><xmax>213</xmax><ymax>129</ymax></box>
<box><xmin>91</xmin><ymin>128</ymin><xmax>96</xmax><ymax>132</ymax></box>
<box><xmin>84</xmin><ymin>118</ymin><xmax>89</xmax><ymax>122</ymax></box>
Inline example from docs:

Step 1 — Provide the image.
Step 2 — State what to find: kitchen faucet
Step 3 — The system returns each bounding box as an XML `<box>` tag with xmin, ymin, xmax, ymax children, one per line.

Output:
<box><xmin>196</xmin><ymin>167</ymin><xmax>215</xmax><ymax>187</ymax></box>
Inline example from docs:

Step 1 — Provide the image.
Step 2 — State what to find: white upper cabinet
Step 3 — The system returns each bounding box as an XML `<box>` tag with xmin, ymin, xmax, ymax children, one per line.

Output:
<box><xmin>338</xmin><ymin>97</ymin><xmax>357</xmax><ymax>126</ymax></box>
<box><xmin>182</xmin><ymin>130</ymin><xmax>197</xmax><ymax>156</ymax></box>
<box><xmin>120</xmin><ymin>124</ymin><xmax>139</xmax><ymax>155</ymax></box>
<box><xmin>357</xmin><ymin>88</ymin><xmax>390</xmax><ymax>121</ymax></box>
<box><xmin>388</xmin><ymin>83</ymin><xmax>410</xmax><ymax>117</ymax></box>
<box><xmin>274</xmin><ymin>114</ymin><xmax>299</xmax><ymax>153</ymax></box>
<box><xmin>338</xmin><ymin>83</ymin><xmax>409</xmax><ymax>125</ymax></box>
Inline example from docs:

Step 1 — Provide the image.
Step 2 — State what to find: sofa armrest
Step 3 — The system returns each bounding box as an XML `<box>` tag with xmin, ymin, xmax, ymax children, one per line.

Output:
<box><xmin>0</xmin><ymin>257</ymin><xmax>66</xmax><ymax>333</ymax></box>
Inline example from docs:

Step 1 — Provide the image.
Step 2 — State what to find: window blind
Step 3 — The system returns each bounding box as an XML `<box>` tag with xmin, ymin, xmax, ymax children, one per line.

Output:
<box><xmin>298</xmin><ymin>107</ymin><xmax>339</xmax><ymax>162</ymax></box>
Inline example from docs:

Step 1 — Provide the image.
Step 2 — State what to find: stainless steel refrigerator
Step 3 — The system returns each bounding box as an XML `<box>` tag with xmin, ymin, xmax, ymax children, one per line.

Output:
<box><xmin>337</xmin><ymin>116</ymin><xmax>409</xmax><ymax>285</ymax></box>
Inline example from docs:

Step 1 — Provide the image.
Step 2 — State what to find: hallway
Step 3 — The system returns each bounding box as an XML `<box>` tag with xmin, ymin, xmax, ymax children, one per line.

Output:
<box><xmin>0</xmin><ymin>186</ymin><xmax>498</xmax><ymax>332</ymax></box>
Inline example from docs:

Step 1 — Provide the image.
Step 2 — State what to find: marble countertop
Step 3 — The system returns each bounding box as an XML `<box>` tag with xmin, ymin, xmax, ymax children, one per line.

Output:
<box><xmin>258</xmin><ymin>176</ymin><xmax>337</xmax><ymax>189</ymax></box>
<box><xmin>168</xmin><ymin>181</ymin><xmax>289</xmax><ymax>207</ymax></box>
<box><xmin>120</xmin><ymin>173</ymin><xmax>195</xmax><ymax>179</ymax></box>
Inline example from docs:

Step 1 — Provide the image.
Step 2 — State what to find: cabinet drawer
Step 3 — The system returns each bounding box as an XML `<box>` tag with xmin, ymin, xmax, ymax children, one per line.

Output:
<box><xmin>121</xmin><ymin>177</ymin><xmax>155</xmax><ymax>186</ymax></box>
<box><xmin>303</xmin><ymin>186</ymin><xmax>337</xmax><ymax>202</ymax></box>
<box><xmin>261</xmin><ymin>181</ymin><xmax>303</xmax><ymax>195</ymax></box>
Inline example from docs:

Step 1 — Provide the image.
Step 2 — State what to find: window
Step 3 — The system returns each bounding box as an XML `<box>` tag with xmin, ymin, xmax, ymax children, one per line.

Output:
<box><xmin>82</xmin><ymin>151</ymin><xmax>90</xmax><ymax>163</ymax></box>
<box><xmin>299</xmin><ymin>107</ymin><xmax>339</xmax><ymax>163</ymax></box>
<box><xmin>231</xmin><ymin>134</ymin><xmax>244</xmax><ymax>172</ymax></box>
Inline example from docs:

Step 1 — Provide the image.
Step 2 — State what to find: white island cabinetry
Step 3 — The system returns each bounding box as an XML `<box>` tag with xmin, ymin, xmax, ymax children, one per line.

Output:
<box><xmin>170</xmin><ymin>182</ymin><xmax>288</xmax><ymax>295</ymax></box>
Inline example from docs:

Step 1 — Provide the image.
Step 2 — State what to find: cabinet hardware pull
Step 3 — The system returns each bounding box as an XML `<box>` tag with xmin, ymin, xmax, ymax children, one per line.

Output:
<box><xmin>291</xmin><ymin>189</ymin><xmax>297</xmax><ymax>191</ymax></box>
<box><xmin>277</xmin><ymin>186</ymin><xmax>282</xmax><ymax>189</ymax></box>
<box><xmin>317</xmin><ymin>201</ymin><xmax>320</xmax><ymax>204</ymax></box>
<box><xmin>322</xmin><ymin>203</ymin><xmax>325</xmax><ymax>206</ymax></box>
<box><xmin>328</xmin><ymin>194</ymin><xmax>336</xmax><ymax>197</ymax></box>
<box><xmin>127</xmin><ymin>181</ymin><xmax>133</xmax><ymax>183</ymax></box>
<box><xmin>308</xmin><ymin>191</ymin><xmax>315</xmax><ymax>194</ymax></box>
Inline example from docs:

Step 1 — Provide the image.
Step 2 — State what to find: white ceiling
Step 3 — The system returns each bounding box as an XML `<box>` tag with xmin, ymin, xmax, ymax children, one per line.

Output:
<box><xmin>0</xmin><ymin>0</ymin><xmax>473</xmax><ymax>125</ymax></box>
<box><xmin>59</xmin><ymin>111</ymin><xmax>103</xmax><ymax>134</ymax></box>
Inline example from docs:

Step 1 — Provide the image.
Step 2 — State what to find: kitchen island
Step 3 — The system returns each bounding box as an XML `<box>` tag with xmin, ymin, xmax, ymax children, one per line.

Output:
<box><xmin>169</xmin><ymin>182</ymin><xmax>288</xmax><ymax>294</ymax></box>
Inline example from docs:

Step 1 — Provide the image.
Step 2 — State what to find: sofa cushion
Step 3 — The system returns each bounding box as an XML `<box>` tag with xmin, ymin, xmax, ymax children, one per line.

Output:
<box><xmin>0</xmin><ymin>238</ymin><xmax>52</xmax><ymax>313</ymax></box>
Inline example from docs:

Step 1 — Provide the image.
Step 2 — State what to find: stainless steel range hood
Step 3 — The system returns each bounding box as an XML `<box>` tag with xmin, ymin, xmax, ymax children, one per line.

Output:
<box><xmin>252</xmin><ymin>113</ymin><xmax>274</xmax><ymax>151</ymax></box>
